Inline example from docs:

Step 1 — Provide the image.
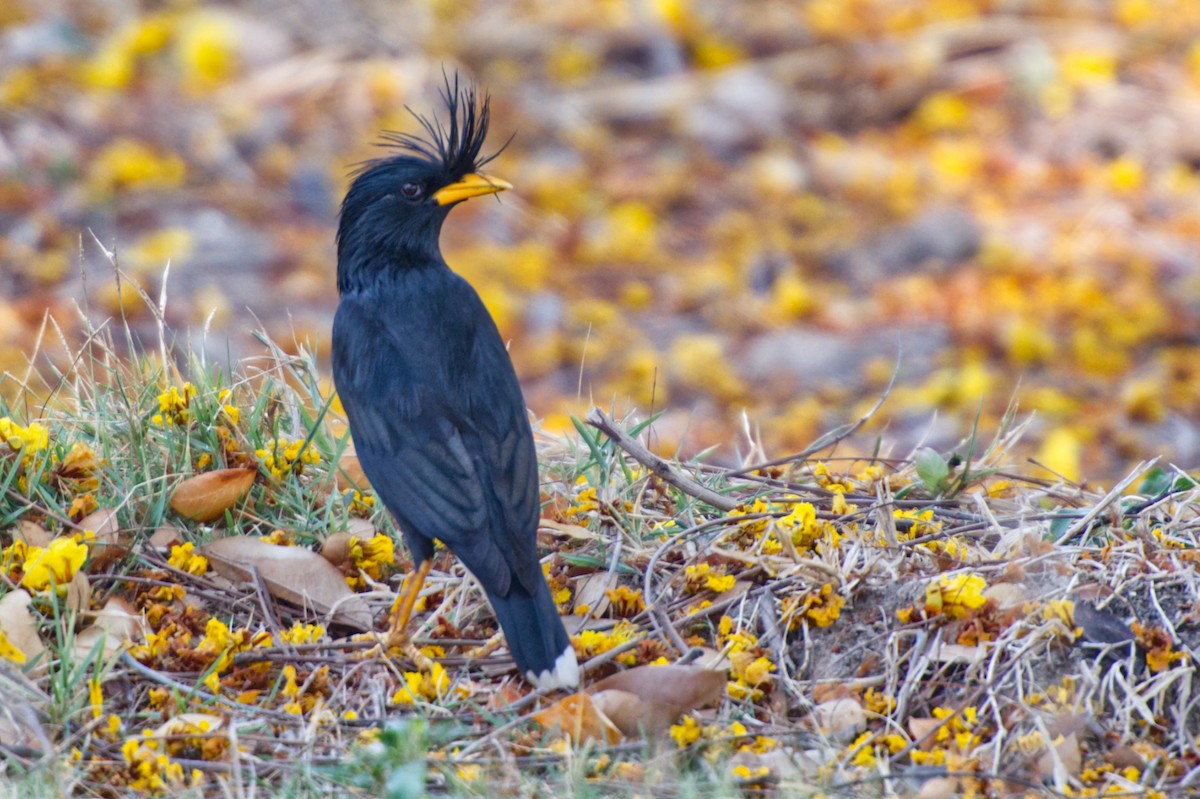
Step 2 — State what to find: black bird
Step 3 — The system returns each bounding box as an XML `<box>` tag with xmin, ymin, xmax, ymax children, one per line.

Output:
<box><xmin>332</xmin><ymin>78</ymin><xmax>578</xmax><ymax>690</ymax></box>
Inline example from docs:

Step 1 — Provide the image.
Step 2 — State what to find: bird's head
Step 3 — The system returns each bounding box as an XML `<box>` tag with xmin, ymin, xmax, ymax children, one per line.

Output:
<box><xmin>336</xmin><ymin>76</ymin><xmax>510</xmax><ymax>292</ymax></box>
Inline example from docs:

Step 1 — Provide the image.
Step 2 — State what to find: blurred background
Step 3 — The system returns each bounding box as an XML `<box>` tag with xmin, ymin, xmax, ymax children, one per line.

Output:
<box><xmin>3</xmin><ymin>0</ymin><xmax>1200</xmax><ymax>481</ymax></box>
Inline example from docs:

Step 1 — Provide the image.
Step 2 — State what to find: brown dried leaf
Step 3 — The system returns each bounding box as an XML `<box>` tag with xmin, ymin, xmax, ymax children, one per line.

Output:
<box><xmin>148</xmin><ymin>525</ymin><xmax>184</xmax><ymax>550</ymax></box>
<box><xmin>73</xmin><ymin>597</ymin><xmax>145</xmax><ymax>659</ymax></box>
<box><xmin>930</xmin><ymin>643</ymin><xmax>984</xmax><ymax>665</ymax></box>
<box><xmin>200</xmin><ymin>535</ymin><xmax>372</xmax><ymax>630</ymax></box>
<box><xmin>64</xmin><ymin>571</ymin><xmax>90</xmax><ymax>614</ymax></box>
<box><xmin>153</xmin><ymin>713</ymin><xmax>224</xmax><ymax>738</ymax></box>
<box><xmin>86</xmin><ymin>543</ymin><xmax>129</xmax><ymax>575</ymax></box>
<box><xmin>587</xmin><ymin>664</ymin><xmax>727</xmax><ymax>736</ymax></box>
<box><xmin>982</xmin><ymin>582</ymin><xmax>1025</xmax><ymax>609</ymax></box>
<box><xmin>907</xmin><ymin>716</ymin><xmax>942</xmax><ymax>746</ymax></box>
<box><xmin>571</xmin><ymin>571</ymin><xmax>612</xmax><ymax>618</ymax></box>
<box><xmin>1104</xmin><ymin>744</ymin><xmax>1146</xmax><ymax>770</ymax></box>
<box><xmin>77</xmin><ymin>508</ymin><xmax>119</xmax><ymax>544</ymax></box>
<box><xmin>0</xmin><ymin>590</ymin><xmax>44</xmax><ymax>672</ymax></box>
<box><xmin>170</xmin><ymin>468</ymin><xmax>256</xmax><ymax>522</ymax></box>
<box><xmin>916</xmin><ymin>777</ymin><xmax>961</xmax><ymax>799</ymax></box>
<box><xmin>320</xmin><ymin>530</ymin><xmax>355</xmax><ymax>567</ymax></box>
<box><xmin>320</xmin><ymin>520</ymin><xmax>375</xmax><ymax>567</ymax></box>
<box><xmin>532</xmin><ymin>691</ymin><xmax>622</xmax><ymax>744</ymax></box>
<box><xmin>13</xmin><ymin>521</ymin><xmax>51</xmax><ymax>548</ymax></box>
<box><xmin>539</xmin><ymin>519</ymin><xmax>599</xmax><ymax>541</ymax></box>
<box><xmin>344</xmin><ymin>517</ymin><xmax>375</xmax><ymax>538</ymax></box>
<box><xmin>811</xmin><ymin>697</ymin><xmax>866</xmax><ymax>741</ymax></box>
<box><xmin>589</xmin><ymin>689</ymin><xmax>644</xmax><ymax>737</ymax></box>
<box><xmin>688</xmin><ymin>646</ymin><xmax>731</xmax><ymax>670</ymax></box>
<box><xmin>335</xmin><ymin>453</ymin><xmax>371</xmax><ymax>492</ymax></box>
<box><xmin>1037</xmin><ymin>732</ymin><xmax>1081</xmax><ymax>780</ymax></box>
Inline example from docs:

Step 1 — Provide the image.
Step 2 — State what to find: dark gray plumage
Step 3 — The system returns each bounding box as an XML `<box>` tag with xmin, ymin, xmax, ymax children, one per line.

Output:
<box><xmin>332</xmin><ymin>77</ymin><xmax>577</xmax><ymax>690</ymax></box>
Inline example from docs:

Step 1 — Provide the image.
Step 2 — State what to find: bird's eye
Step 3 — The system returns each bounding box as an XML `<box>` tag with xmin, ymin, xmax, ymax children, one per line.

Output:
<box><xmin>400</xmin><ymin>182</ymin><xmax>423</xmax><ymax>200</ymax></box>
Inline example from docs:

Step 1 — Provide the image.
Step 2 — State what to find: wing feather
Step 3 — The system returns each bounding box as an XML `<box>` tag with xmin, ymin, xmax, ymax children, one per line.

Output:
<box><xmin>332</xmin><ymin>272</ymin><xmax>542</xmax><ymax>596</ymax></box>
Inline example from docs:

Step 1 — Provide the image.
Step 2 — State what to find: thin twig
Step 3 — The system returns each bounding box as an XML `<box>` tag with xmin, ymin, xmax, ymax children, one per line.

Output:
<box><xmin>586</xmin><ymin>407</ymin><xmax>738</xmax><ymax>512</ymax></box>
<box><xmin>1054</xmin><ymin>457</ymin><xmax>1159</xmax><ymax>544</ymax></box>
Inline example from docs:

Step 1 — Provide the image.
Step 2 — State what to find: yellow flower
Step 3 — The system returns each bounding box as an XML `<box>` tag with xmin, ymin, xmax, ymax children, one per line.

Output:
<box><xmin>669</xmin><ymin>715</ymin><xmax>701</xmax><ymax>748</ymax></box>
<box><xmin>684</xmin><ymin>562</ymin><xmax>712</xmax><ymax>593</ymax></box>
<box><xmin>0</xmin><ymin>418</ymin><xmax>49</xmax><ymax>452</ymax></box>
<box><xmin>572</xmin><ymin>620</ymin><xmax>638</xmax><ymax>665</ymax></box>
<box><xmin>685</xmin><ymin>562</ymin><xmax>737</xmax><ymax>594</ymax></box>
<box><xmin>829</xmin><ymin>490</ymin><xmax>855</xmax><ymax>516</ymax></box>
<box><xmin>121</xmin><ymin>733</ymin><xmax>189</xmax><ymax>793</ymax></box>
<box><xmin>67</xmin><ymin>493</ymin><xmax>99</xmax><ymax>519</ymax></box>
<box><xmin>849</xmin><ymin>731</ymin><xmax>878</xmax><ymax>767</ymax></box>
<box><xmin>894</xmin><ymin>508</ymin><xmax>942</xmax><ymax>539</ymax></box>
<box><xmin>168</xmin><ymin>543</ymin><xmax>208</xmax><ymax>576</ymax></box>
<box><xmin>743</xmin><ymin>735</ymin><xmax>777</xmax><ymax>754</ymax></box>
<box><xmin>912</xmin><ymin>91</ymin><xmax>971</xmax><ymax>134</ymax></box>
<box><xmin>281</xmin><ymin>664</ymin><xmax>301</xmax><ymax>698</ymax></box>
<box><xmin>863</xmin><ymin>688</ymin><xmax>895</xmax><ymax>714</ymax></box>
<box><xmin>0</xmin><ymin>630</ymin><xmax>26</xmax><ymax>664</ymax></box>
<box><xmin>217</xmin><ymin>389</ymin><xmax>240</xmax><ymax>426</ymax></box>
<box><xmin>731</xmin><ymin>764</ymin><xmax>770</xmax><ymax>782</ymax></box>
<box><xmin>812</xmin><ymin>462</ymin><xmax>853</xmax><ymax>492</ymax></box>
<box><xmin>347</xmin><ymin>490</ymin><xmax>375</xmax><ymax>516</ymax></box>
<box><xmin>391</xmin><ymin>661</ymin><xmax>451</xmax><ymax>705</ymax></box>
<box><xmin>1060</xmin><ymin>49</ymin><xmax>1116</xmax><ymax>87</ymax></box>
<box><xmin>551</xmin><ymin>584</ymin><xmax>571</xmax><ymax>606</ymax></box>
<box><xmin>706</xmin><ymin>572</ymin><xmax>736</xmax><ymax>593</ymax></box>
<box><xmin>279</xmin><ymin>622</ymin><xmax>325</xmax><ymax>645</ymax></box>
<box><xmin>198</xmin><ymin>618</ymin><xmax>233</xmax><ymax>654</ymax></box>
<box><xmin>82</xmin><ymin>14</ymin><xmax>171</xmax><ymax>90</ymax></box>
<box><xmin>195</xmin><ymin>618</ymin><xmax>270</xmax><ymax>678</ymax></box>
<box><xmin>256</xmin><ymin>437</ymin><xmax>320</xmax><ymax>480</ymax></box>
<box><xmin>727</xmin><ymin>648</ymin><xmax>774</xmax><ymax>703</ymax></box>
<box><xmin>174</xmin><ymin>10</ymin><xmax>240</xmax><ymax>92</ymax></box>
<box><xmin>58</xmin><ymin>442</ymin><xmax>100</xmax><ymax>491</ymax></box>
<box><xmin>932</xmin><ymin>573</ymin><xmax>987</xmax><ymax>619</ymax></box>
<box><xmin>567</xmin><ymin>485</ymin><xmax>599</xmax><ymax>517</ymax></box>
<box><xmin>341</xmin><ymin>533</ymin><xmax>396</xmax><ymax>590</ymax></box>
<box><xmin>776</xmin><ymin>501</ymin><xmax>834</xmax><ymax>550</ymax></box>
<box><xmin>604</xmin><ymin>585</ymin><xmax>645</xmax><ymax>617</ymax></box>
<box><xmin>354</xmin><ymin>534</ymin><xmax>395</xmax><ymax>577</ymax></box>
<box><xmin>91</xmin><ymin>139</ymin><xmax>187</xmax><ymax>193</ymax></box>
<box><xmin>89</xmin><ymin>677</ymin><xmax>104</xmax><ymax>720</ymax></box>
<box><xmin>793</xmin><ymin>583</ymin><xmax>845</xmax><ymax>628</ymax></box>
<box><xmin>1037</xmin><ymin>427</ymin><xmax>1082</xmax><ymax>483</ymax></box>
<box><xmin>1042</xmin><ymin>599</ymin><xmax>1075</xmax><ymax>627</ymax></box>
<box><xmin>153</xmin><ymin>383</ymin><xmax>195</xmax><ymax>427</ymax></box>
<box><xmin>20</xmin><ymin>537</ymin><xmax>88</xmax><ymax>592</ymax></box>
<box><xmin>739</xmin><ymin>655</ymin><xmax>775</xmax><ymax>686</ymax></box>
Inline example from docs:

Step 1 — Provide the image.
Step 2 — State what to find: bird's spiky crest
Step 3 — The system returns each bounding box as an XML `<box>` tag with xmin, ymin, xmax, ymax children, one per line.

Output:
<box><xmin>374</xmin><ymin>73</ymin><xmax>501</xmax><ymax>178</ymax></box>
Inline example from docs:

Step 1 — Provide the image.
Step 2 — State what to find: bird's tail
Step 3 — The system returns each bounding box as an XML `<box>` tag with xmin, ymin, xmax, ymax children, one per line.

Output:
<box><xmin>488</xmin><ymin>578</ymin><xmax>579</xmax><ymax>690</ymax></box>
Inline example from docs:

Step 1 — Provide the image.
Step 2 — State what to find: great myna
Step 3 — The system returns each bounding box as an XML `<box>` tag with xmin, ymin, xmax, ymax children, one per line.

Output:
<box><xmin>332</xmin><ymin>76</ymin><xmax>579</xmax><ymax>690</ymax></box>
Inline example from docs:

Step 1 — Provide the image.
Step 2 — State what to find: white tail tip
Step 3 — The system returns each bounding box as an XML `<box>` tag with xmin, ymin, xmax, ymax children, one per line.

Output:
<box><xmin>526</xmin><ymin>646</ymin><xmax>579</xmax><ymax>690</ymax></box>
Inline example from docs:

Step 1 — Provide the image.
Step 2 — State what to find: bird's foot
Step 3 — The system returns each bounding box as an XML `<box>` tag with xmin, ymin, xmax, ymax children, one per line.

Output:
<box><xmin>350</xmin><ymin>632</ymin><xmax>429</xmax><ymax>670</ymax></box>
<box><xmin>383</xmin><ymin>622</ymin><xmax>412</xmax><ymax>650</ymax></box>
<box><xmin>403</xmin><ymin>642</ymin><xmax>435</xmax><ymax>671</ymax></box>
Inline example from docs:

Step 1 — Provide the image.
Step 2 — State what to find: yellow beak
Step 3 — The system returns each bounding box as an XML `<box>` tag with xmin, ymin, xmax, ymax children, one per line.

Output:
<box><xmin>433</xmin><ymin>172</ymin><xmax>512</xmax><ymax>206</ymax></box>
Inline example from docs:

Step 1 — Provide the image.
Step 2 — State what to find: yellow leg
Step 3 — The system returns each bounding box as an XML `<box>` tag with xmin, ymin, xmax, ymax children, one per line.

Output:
<box><xmin>385</xmin><ymin>559</ymin><xmax>432</xmax><ymax>647</ymax></box>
